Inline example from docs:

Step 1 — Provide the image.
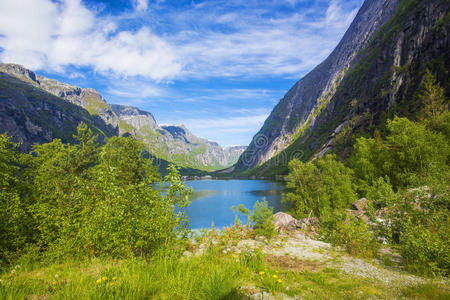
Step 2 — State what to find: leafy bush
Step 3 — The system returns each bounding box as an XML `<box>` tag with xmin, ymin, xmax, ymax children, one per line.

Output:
<box><xmin>366</xmin><ymin>177</ymin><xmax>398</xmax><ymax>210</ymax></box>
<box><xmin>0</xmin><ymin>123</ymin><xmax>192</xmax><ymax>262</ymax></box>
<box><xmin>387</xmin><ymin>186</ymin><xmax>450</xmax><ymax>276</ymax></box>
<box><xmin>351</xmin><ymin>117</ymin><xmax>449</xmax><ymax>189</ymax></box>
<box><xmin>321</xmin><ymin>211</ymin><xmax>380</xmax><ymax>258</ymax></box>
<box><xmin>284</xmin><ymin>154</ymin><xmax>357</xmax><ymax>218</ymax></box>
<box><xmin>250</xmin><ymin>199</ymin><xmax>277</xmax><ymax>240</ymax></box>
<box><xmin>399</xmin><ymin>213</ymin><xmax>449</xmax><ymax>276</ymax></box>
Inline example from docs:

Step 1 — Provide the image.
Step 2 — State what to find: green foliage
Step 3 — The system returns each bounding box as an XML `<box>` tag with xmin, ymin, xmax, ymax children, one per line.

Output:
<box><xmin>0</xmin><ymin>135</ymin><xmax>33</xmax><ymax>263</ymax></box>
<box><xmin>0</xmin><ymin>123</ymin><xmax>192</xmax><ymax>262</ymax></box>
<box><xmin>366</xmin><ymin>177</ymin><xmax>398</xmax><ymax>210</ymax></box>
<box><xmin>284</xmin><ymin>154</ymin><xmax>357</xmax><ymax>218</ymax></box>
<box><xmin>418</xmin><ymin>69</ymin><xmax>447</xmax><ymax>122</ymax></box>
<box><xmin>249</xmin><ymin>200</ymin><xmax>277</xmax><ymax>240</ymax></box>
<box><xmin>321</xmin><ymin>211</ymin><xmax>380</xmax><ymax>258</ymax></box>
<box><xmin>387</xmin><ymin>186</ymin><xmax>450</xmax><ymax>276</ymax></box>
<box><xmin>351</xmin><ymin>116</ymin><xmax>449</xmax><ymax>189</ymax></box>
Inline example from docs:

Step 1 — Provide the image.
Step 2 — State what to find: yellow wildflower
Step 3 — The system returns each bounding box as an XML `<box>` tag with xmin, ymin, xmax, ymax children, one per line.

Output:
<box><xmin>112</xmin><ymin>277</ymin><xmax>117</xmax><ymax>281</ymax></box>
<box><xmin>109</xmin><ymin>282</ymin><xmax>115</xmax><ymax>286</ymax></box>
<box><xmin>259</xmin><ymin>271</ymin><xmax>265</xmax><ymax>275</ymax></box>
<box><xmin>278</xmin><ymin>279</ymin><xmax>282</xmax><ymax>283</ymax></box>
<box><xmin>273</xmin><ymin>274</ymin><xmax>278</xmax><ymax>279</ymax></box>
<box><xmin>102</xmin><ymin>276</ymin><xmax>107</xmax><ymax>281</ymax></box>
<box><xmin>275</xmin><ymin>270</ymin><xmax>279</xmax><ymax>273</ymax></box>
<box><xmin>51</xmin><ymin>281</ymin><xmax>57</xmax><ymax>285</ymax></box>
<box><xmin>96</xmin><ymin>279</ymin><xmax>102</xmax><ymax>284</ymax></box>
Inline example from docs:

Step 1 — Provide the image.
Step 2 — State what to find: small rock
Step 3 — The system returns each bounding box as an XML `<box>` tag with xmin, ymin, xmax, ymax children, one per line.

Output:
<box><xmin>182</xmin><ymin>250</ymin><xmax>192</xmax><ymax>257</ymax></box>
<box><xmin>352</xmin><ymin>198</ymin><xmax>369</xmax><ymax>211</ymax></box>
<box><xmin>274</xmin><ymin>212</ymin><xmax>298</xmax><ymax>232</ymax></box>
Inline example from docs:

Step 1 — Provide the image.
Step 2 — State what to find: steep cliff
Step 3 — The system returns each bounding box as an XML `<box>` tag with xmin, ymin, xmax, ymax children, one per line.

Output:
<box><xmin>236</xmin><ymin>0</ymin><xmax>449</xmax><ymax>176</ymax></box>
<box><xmin>0</xmin><ymin>72</ymin><xmax>118</xmax><ymax>151</ymax></box>
<box><xmin>0</xmin><ymin>64</ymin><xmax>120</xmax><ymax>129</ymax></box>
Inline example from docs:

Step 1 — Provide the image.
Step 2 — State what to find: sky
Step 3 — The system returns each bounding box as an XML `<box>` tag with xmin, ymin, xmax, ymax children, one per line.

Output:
<box><xmin>0</xmin><ymin>0</ymin><xmax>363</xmax><ymax>146</ymax></box>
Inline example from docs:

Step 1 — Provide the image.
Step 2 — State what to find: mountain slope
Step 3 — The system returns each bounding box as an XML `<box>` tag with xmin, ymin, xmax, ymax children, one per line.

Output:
<box><xmin>112</xmin><ymin>104</ymin><xmax>246</xmax><ymax>171</ymax></box>
<box><xmin>235</xmin><ymin>0</ymin><xmax>449</xmax><ymax>176</ymax></box>
<box><xmin>0</xmin><ymin>63</ymin><xmax>246</xmax><ymax>171</ymax></box>
<box><xmin>0</xmin><ymin>72</ymin><xmax>118</xmax><ymax>151</ymax></box>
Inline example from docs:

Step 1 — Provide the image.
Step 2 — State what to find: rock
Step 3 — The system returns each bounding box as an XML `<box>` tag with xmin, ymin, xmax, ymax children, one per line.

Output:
<box><xmin>350</xmin><ymin>198</ymin><xmax>370</xmax><ymax>222</ymax></box>
<box><xmin>296</xmin><ymin>217</ymin><xmax>320</xmax><ymax>230</ymax></box>
<box><xmin>234</xmin><ymin>0</ymin><xmax>402</xmax><ymax>171</ymax></box>
<box><xmin>273</xmin><ymin>212</ymin><xmax>298</xmax><ymax>232</ymax></box>
<box><xmin>182</xmin><ymin>250</ymin><xmax>192</xmax><ymax>257</ymax></box>
<box><xmin>352</xmin><ymin>198</ymin><xmax>369</xmax><ymax>211</ymax></box>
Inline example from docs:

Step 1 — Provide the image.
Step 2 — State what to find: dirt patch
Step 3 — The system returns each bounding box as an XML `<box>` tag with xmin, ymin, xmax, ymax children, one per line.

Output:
<box><xmin>265</xmin><ymin>254</ymin><xmax>323</xmax><ymax>272</ymax></box>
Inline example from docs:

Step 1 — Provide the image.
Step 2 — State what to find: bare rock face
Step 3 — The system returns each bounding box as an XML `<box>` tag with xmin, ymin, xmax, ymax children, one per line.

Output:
<box><xmin>236</xmin><ymin>0</ymin><xmax>449</xmax><ymax>176</ymax></box>
<box><xmin>0</xmin><ymin>72</ymin><xmax>118</xmax><ymax>151</ymax></box>
<box><xmin>273</xmin><ymin>212</ymin><xmax>298</xmax><ymax>232</ymax></box>
<box><xmin>236</xmin><ymin>0</ymin><xmax>401</xmax><ymax>171</ymax></box>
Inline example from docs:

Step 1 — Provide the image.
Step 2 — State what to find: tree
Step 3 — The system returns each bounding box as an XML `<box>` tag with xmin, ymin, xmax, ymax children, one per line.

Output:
<box><xmin>418</xmin><ymin>69</ymin><xmax>446</xmax><ymax>122</ymax></box>
<box><xmin>284</xmin><ymin>154</ymin><xmax>357</xmax><ymax>218</ymax></box>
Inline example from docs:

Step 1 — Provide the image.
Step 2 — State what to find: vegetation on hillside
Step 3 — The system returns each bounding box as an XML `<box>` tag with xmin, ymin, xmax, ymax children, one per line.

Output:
<box><xmin>0</xmin><ymin>70</ymin><xmax>448</xmax><ymax>298</ymax></box>
<box><xmin>283</xmin><ymin>71</ymin><xmax>449</xmax><ymax>276</ymax></box>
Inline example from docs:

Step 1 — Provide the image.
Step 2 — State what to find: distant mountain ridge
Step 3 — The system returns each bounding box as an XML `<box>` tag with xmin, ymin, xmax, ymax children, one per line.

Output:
<box><xmin>111</xmin><ymin>104</ymin><xmax>247</xmax><ymax>170</ymax></box>
<box><xmin>235</xmin><ymin>0</ymin><xmax>449</xmax><ymax>176</ymax></box>
<box><xmin>0</xmin><ymin>63</ymin><xmax>246</xmax><ymax>171</ymax></box>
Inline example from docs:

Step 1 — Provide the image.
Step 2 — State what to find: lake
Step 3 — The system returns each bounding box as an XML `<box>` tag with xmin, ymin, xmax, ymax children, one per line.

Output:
<box><xmin>183</xmin><ymin>179</ymin><xmax>286</xmax><ymax>229</ymax></box>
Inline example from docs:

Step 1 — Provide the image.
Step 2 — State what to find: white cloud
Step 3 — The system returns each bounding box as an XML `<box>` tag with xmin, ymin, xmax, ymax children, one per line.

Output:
<box><xmin>169</xmin><ymin>0</ymin><xmax>360</xmax><ymax>79</ymax></box>
<box><xmin>0</xmin><ymin>0</ymin><xmax>180</xmax><ymax>80</ymax></box>
<box><xmin>0</xmin><ymin>0</ymin><xmax>361</xmax><ymax>81</ymax></box>
<box><xmin>133</xmin><ymin>0</ymin><xmax>148</xmax><ymax>11</ymax></box>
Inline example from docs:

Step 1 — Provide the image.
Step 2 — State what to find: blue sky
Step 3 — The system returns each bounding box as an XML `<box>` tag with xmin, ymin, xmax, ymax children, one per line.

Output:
<box><xmin>0</xmin><ymin>0</ymin><xmax>363</xmax><ymax>146</ymax></box>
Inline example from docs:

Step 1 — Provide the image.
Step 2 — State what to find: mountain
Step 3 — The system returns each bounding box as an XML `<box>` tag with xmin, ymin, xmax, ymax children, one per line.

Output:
<box><xmin>0</xmin><ymin>63</ymin><xmax>246</xmax><ymax>171</ymax></box>
<box><xmin>111</xmin><ymin>104</ymin><xmax>246</xmax><ymax>171</ymax></box>
<box><xmin>235</xmin><ymin>0</ymin><xmax>449</xmax><ymax>176</ymax></box>
<box><xmin>0</xmin><ymin>71</ymin><xmax>118</xmax><ymax>151</ymax></box>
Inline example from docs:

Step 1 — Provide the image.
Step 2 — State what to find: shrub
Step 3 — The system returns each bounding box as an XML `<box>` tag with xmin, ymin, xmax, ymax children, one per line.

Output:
<box><xmin>387</xmin><ymin>186</ymin><xmax>450</xmax><ymax>276</ymax></box>
<box><xmin>366</xmin><ymin>177</ymin><xmax>398</xmax><ymax>210</ymax></box>
<box><xmin>351</xmin><ymin>117</ymin><xmax>449</xmax><ymax>189</ymax></box>
<box><xmin>284</xmin><ymin>154</ymin><xmax>357</xmax><ymax>218</ymax></box>
<box><xmin>250</xmin><ymin>199</ymin><xmax>277</xmax><ymax>240</ymax></box>
<box><xmin>321</xmin><ymin>211</ymin><xmax>380</xmax><ymax>258</ymax></box>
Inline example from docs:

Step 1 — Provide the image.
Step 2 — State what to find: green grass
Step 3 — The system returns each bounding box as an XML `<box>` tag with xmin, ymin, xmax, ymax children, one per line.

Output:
<box><xmin>1</xmin><ymin>243</ymin><xmax>448</xmax><ymax>300</ymax></box>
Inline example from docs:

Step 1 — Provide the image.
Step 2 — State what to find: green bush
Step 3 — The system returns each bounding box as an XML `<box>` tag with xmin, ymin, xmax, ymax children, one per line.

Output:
<box><xmin>399</xmin><ymin>213</ymin><xmax>449</xmax><ymax>276</ymax></box>
<box><xmin>387</xmin><ymin>186</ymin><xmax>450</xmax><ymax>276</ymax></box>
<box><xmin>0</xmin><ymin>123</ymin><xmax>191</xmax><ymax>261</ymax></box>
<box><xmin>284</xmin><ymin>154</ymin><xmax>357</xmax><ymax>218</ymax></box>
<box><xmin>366</xmin><ymin>177</ymin><xmax>398</xmax><ymax>210</ymax></box>
<box><xmin>250</xmin><ymin>199</ymin><xmax>277</xmax><ymax>240</ymax></box>
<box><xmin>321</xmin><ymin>211</ymin><xmax>380</xmax><ymax>258</ymax></box>
<box><xmin>351</xmin><ymin>118</ymin><xmax>449</xmax><ymax>190</ymax></box>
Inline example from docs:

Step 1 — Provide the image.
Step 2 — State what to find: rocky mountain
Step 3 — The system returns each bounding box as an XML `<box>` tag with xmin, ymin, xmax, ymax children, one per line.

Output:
<box><xmin>0</xmin><ymin>63</ymin><xmax>245</xmax><ymax>171</ymax></box>
<box><xmin>111</xmin><ymin>104</ymin><xmax>246</xmax><ymax>171</ymax></box>
<box><xmin>0</xmin><ymin>64</ymin><xmax>120</xmax><ymax>129</ymax></box>
<box><xmin>235</xmin><ymin>0</ymin><xmax>449</xmax><ymax>176</ymax></box>
<box><xmin>0</xmin><ymin>71</ymin><xmax>118</xmax><ymax>151</ymax></box>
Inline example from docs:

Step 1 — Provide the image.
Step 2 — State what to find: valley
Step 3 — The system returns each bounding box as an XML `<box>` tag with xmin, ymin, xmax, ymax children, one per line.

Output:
<box><xmin>0</xmin><ymin>0</ymin><xmax>449</xmax><ymax>299</ymax></box>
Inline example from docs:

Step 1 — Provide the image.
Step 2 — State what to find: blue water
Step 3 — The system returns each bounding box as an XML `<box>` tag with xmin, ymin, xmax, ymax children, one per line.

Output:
<box><xmin>183</xmin><ymin>179</ymin><xmax>285</xmax><ymax>229</ymax></box>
